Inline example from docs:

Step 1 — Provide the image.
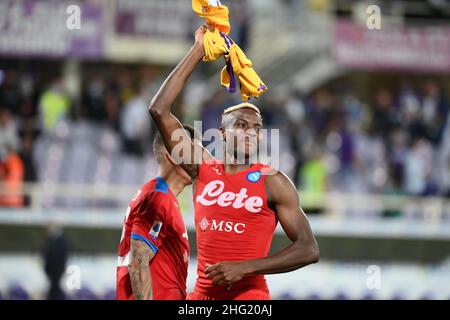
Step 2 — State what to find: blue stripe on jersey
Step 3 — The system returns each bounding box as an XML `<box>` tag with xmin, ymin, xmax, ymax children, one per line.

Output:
<box><xmin>131</xmin><ymin>233</ymin><xmax>158</xmax><ymax>254</ymax></box>
<box><xmin>155</xmin><ymin>177</ymin><xmax>169</xmax><ymax>194</ymax></box>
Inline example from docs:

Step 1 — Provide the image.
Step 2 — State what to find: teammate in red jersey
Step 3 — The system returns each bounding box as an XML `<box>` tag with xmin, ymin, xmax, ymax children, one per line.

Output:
<box><xmin>149</xmin><ymin>25</ymin><xmax>319</xmax><ymax>300</ymax></box>
<box><xmin>116</xmin><ymin>125</ymin><xmax>195</xmax><ymax>300</ymax></box>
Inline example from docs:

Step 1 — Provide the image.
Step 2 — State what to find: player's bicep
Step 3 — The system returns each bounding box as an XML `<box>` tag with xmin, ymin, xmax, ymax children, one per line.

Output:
<box><xmin>276</xmin><ymin>200</ymin><xmax>315</xmax><ymax>244</ymax></box>
<box><xmin>268</xmin><ymin>172</ymin><xmax>316</xmax><ymax>243</ymax></box>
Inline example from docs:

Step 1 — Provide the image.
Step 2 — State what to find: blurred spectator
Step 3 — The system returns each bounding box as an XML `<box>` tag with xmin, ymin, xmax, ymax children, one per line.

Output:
<box><xmin>17</xmin><ymin>72</ymin><xmax>36</xmax><ymax>118</ymax></box>
<box><xmin>230</xmin><ymin>0</ymin><xmax>251</xmax><ymax>51</ymax></box>
<box><xmin>387</xmin><ymin>129</ymin><xmax>408</xmax><ymax>194</ymax></box>
<box><xmin>38</xmin><ymin>78</ymin><xmax>71</xmax><ymax>133</ymax></box>
<box><xmin>0</xmin><ymin>145</ymin><xmax>25</xmax><ymax>208</ymax></box>
<box><xmin>18</xmin><ymin>133</ymin><xmax>37</xmax><ymax>206</ymax></box>
<box><xmin>285</xmin><ymin>92</ymin><xmax>307</xmax><ymax>185</ymax></box>
<box><xmin>298</xmin><ymin>146</ymin><xmax>327</xmax><ymax>194</ymax></box>
<box><xmin>0</xmin><ymin>70</ymin><xmax>23</xmax><ymax>115</ymax></box>
<box><xmin>200</xmin><ymin>89</ymin><xmax>232</xmax><ymax>132</ymax></box>
<box><xmin>119</xmin><ymin>85</ymin><xmax>151</xmax><ymax>156</ymax></box>
<box><xmin>397</xmin><ymin>82</ymin><xmax>428</xmax><ymax>150</ymax></box>
<box><xmin>42</xmin><ymin>223</ymin><xmax>69</xmax><ymax>300</ymax></box>
<box><xmin>104</xmin><ymin>90</ymin><xmax>120</xmax><ymax>131</ymax></box>
<box><xmin>403</xmin><ymin>136</ymin><xmax>433</xmax><ymax>196</ymax></box>
<box><xmin>82</xmin><ymin>76</ymin><xmax>106</xmax><ymax>122</ymax></box>
<box><xmin>421</xmin><ymin>80</ymin><xmax>449</xmax><ymax>146</ymax></box>
<box><xmin>307</xmin><ymin>88</ymin><xmax>335</xmax><ymax>137</ymax></box>
<box><xmin>285</xmin><ymin>91</ymin><xmax>306</xmax><ymax>127</ymax></box>
<box><xmin>0</xmin><ymin>107</ymin><xmax>20</xmax><ymax>152</ymax></box>
<box><xmin>398</xmin><ymin>82</ymin><xmax>421</xmax><ymax>130</ymax></box>
<box><xmin>371</xmin><ymin>88</ymin><xmax>399</xmax><ymax>139</ymax></box>
<box><xmin>343</xmin><ymin>92</ymin><xmax>370</xmax><ymax>132</ymax></box>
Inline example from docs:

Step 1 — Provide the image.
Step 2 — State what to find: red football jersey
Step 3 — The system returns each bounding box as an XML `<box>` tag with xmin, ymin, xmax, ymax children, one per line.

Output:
<box><xmin>192</xmin><ymin>159</ymin><xmax>278</xmax><ymax>299</ymax></box>
<box><xmin>116</xmin><ymin>177</ymin><xmax>190</xmax><ymax>300</ymax></box>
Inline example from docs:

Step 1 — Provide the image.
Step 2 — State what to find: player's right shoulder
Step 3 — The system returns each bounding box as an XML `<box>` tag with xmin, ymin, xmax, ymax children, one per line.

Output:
<box><xmin>140</xmin><ymin>177</ymin><xmax>172</xmax><ymax>202</ymax></box>
<box><xmin>130</xmin><ymin>178</ymin><xmax>159</xmax><ymax>206</ymax></box>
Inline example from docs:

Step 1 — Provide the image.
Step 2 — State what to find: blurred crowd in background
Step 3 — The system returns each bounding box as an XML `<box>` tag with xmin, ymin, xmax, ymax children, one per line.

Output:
<box><xmin>0</xmin><ymin>63</ymin><xmax>449</xmax><ymax>208</ymax></box>
<box><xmin>1</xmin><ymin>0</ymin><xmax>449</xmax><ymax>209</ymax></box>
<box><xmin>1</xmin><ymin>0</ymin><xmax>449</xmax><ymax>301</ymax></box>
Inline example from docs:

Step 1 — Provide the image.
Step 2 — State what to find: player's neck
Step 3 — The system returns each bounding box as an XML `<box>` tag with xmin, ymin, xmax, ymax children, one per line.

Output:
<box><xmin>222</xmin><ymin>151</ymin><xmax>255</xmax><ymax>174</ymax></box>
<box><xmin>222</xmin><ymin>163</ymin><xmax>253</xmax><ymax>174</ymax></box>
<box><xmin>157</xmin><ymin>171</ymin><xmax>186</xmax><ymax>196</ymax></box>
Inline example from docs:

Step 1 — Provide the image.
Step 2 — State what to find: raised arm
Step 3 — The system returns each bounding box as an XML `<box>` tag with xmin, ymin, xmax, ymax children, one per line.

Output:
<box><xmin>128</xmin><ymin>238</ymin><xmax>156</xmax><ymax>300</ymax></box>
<box><xmin>205</xmin><ymin>171</ymin><xmax>319</xmax><ymax>286</ymax></box>
<box><xmin>149</xmin><ymin>25</ymin><xmax>213</xmax><ymax>178</ymax></box>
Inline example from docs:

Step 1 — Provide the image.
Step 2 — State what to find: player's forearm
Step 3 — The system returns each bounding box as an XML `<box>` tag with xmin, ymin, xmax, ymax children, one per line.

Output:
<box><xmin>245</xmin><ymin>240</ymin><xmax>319</xmax><ymax>276</ymax></box>
<box><xmin>149</xmin><ymin>45</ymin><xmax>204</xmax><ymax>118</ymax></box>
<box><xmin>129</xmin><ymin>262</ymin><xmax>153</xmax><ymax>300</ymax></box>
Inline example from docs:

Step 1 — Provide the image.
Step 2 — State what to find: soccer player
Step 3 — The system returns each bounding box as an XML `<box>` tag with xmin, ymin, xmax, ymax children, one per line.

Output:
<box><xmin>149</xmin><ymin>25</ymin><xmax>319</xmax><ymax>300</ymax></box>
<box><xmin>116</xmin><ymin>125</ymin><xmax>195</xmax><ymax>300</ymax></box>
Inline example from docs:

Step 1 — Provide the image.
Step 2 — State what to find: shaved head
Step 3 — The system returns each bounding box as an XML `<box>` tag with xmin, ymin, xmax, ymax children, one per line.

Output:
<box><xmin>153</xmin><ymin>124</ymin><xmax>197</xmax><ymax>164</ymax></box>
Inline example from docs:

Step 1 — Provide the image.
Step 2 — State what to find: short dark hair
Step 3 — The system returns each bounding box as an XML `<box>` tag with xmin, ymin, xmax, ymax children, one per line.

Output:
<box><xmin>153</xmin><ymin>124</ymin><xmax>197</xmax><ymax>164</ymax></box>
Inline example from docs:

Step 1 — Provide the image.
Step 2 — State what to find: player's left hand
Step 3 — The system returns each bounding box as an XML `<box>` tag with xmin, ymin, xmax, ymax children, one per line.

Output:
<box><xmin>205</xmin><ymin>261</ymin><xmax>251</xmax><ymax>287</ymax></box>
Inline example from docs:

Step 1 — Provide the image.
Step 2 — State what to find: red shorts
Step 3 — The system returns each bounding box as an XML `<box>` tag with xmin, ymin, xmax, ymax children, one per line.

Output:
<box><xmin>116</xmin><ymin>268</ymin><xmax>185</xmax><ymax>300</ymax></box>
<box><xmin>154</xmin><ymin>288</ymin><xmax>186</xmax><ymax>300</ymax></box>
<box><xmin>117</xmin><ymin>287</ymin><xmax>185</xmax><ymax>300</ymax></box>
<box><xmin>186</xmin><ymin>289</ymin><xmax>271</xmax><ymax>300</ymax></box>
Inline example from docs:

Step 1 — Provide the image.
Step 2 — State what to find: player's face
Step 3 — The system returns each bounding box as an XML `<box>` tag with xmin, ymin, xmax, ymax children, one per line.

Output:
<box><xmin>222</xmin><ymin>109</ymin><xmax>263</xmax><ymax>160</ymax></box>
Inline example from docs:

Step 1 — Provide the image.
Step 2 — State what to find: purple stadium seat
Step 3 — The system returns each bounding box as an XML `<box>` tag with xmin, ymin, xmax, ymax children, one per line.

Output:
<box><xmin>103</xmin><ymin>289</ymin><xmax>116</xmax><ymax>300</ymax></box>
<box><xmin>361</xmin><ymin>292</ymin><xmax>376</xmax><ymax>300</ymax></box>
<box><xmin>8</xmin><ymin>285</ymin><xmax>30</xmax><ymax>300</ymax></box>
<box><xmin>72</xmin><ymin>288</ymin><xmax>99</xmax><ymax>300</ymax></box>
<box><xmin>306</xmin><ymin>292</ymin><xmax>321</xmax><ymax>300</ymax></box>
<box><xmin>279</xmin><ymin>292</ymin><xmax>296</xmax><ymax>300</ymax></box>
<box><xmin>391</xmin><ymin>292</ymin><xmax>404</xmax><ymax>300</ymax></box>
<box><xmin>419</xmin><ymin>292</ymin><xmax>433</xmax><ymax>300</ymax></box>
<box><xmin>334</xmin><ymin>291</ymin><xmax>349</xmax><ymax>300</ymax></box>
